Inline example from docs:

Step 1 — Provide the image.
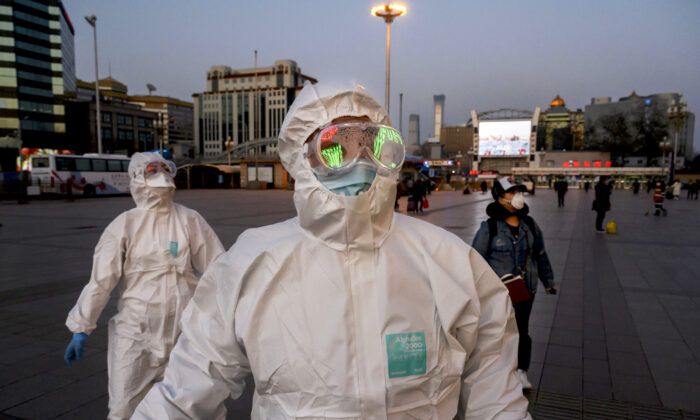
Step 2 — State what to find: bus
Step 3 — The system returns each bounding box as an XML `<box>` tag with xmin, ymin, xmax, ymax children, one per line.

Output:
<box><xmin>30</xmin><ymin>153</ymin><xmax>131</xmax><ymax>196</ymax></box>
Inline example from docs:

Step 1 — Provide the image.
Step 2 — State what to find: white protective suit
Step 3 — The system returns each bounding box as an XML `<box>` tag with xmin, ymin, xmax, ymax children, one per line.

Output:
<box><xmin>65</xmin><ymin>152</ymin><xmax>225</xmax><ymax>419</ymax></box>
<box><xmin>134</xmin><ymin>84</ymin><xmax>529</xmax><ymax>419</ymax></box>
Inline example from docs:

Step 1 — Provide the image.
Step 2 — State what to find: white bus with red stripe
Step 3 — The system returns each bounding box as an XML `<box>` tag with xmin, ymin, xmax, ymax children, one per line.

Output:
<box><xmin>30</xmin><ymin>154</ymin><xmax>131</xmax><ymax>196</ymax></box>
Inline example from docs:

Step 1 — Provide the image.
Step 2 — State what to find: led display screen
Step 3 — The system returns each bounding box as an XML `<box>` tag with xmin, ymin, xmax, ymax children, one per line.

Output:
<box><xmin>478</xmin><ymin>120</ymin><xmax>531</xmax><ymax>157</ymax></box>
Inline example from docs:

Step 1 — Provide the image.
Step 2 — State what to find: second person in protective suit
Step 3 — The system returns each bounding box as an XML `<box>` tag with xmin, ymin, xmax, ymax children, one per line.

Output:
<box><xmin>63</xmin><ymin>152</ymin><xmax>225</xmax><ymax>420</ymax></box>
<box><xmin>134</xmin><ymin>83</ymin><xmax>530</xmax><ymax>419</ymax></box>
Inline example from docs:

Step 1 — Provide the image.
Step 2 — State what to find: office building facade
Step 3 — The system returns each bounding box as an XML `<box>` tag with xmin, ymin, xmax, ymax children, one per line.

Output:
<box><xmin>0</xmin><ymin>0</ymin><xmax>74</xmax><ymax>170</ymax></box>
<box><xmin>585</xmin><ymin>92</ymin><xmax>695</xmax><ymax>161</ymax></box>
<box><xmin>193</xmin><ymin>59</ymin><xmax>317</xmax><ymax>160</ymax></box>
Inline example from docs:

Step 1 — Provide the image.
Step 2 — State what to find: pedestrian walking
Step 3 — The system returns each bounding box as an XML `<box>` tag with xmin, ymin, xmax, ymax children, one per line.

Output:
<box><xmin>133</xmin><ymin>82</ymin><xmax>530</xmax><ymax>419</ymax></box>
<box><xmin>471</xmin><ymin>177</ymin><xmax>557</xmax><ymax>391</ymax></box>
<box><xmin>672</xmin><ymin>180</ymin><xmax>681</xmax><ymax>200</ymax></box>
<box><xmin>480</xmin><ymin>180</ymin><xmax>488</xmax><ymax>194</ymax></box>
<box><xmin>632</xmin><ymin>179</ymin><xmax>640</xmax><ymax>194</ymax></box>
<box><xmin>63</xmin><ymin>152</ymin><xmax>225</xmax><ymax>419</ymax></box>
<box><xmin>584</xmin><ymin>180</ymin><xmax>590</xmax><ymax>193</ymax></box>
<box><xmin>411</xmin><ymin>179</ymin><xmax>426</xmax><ymax>213</ymax></box>
<box><xmin>554</xmin><ymin>178</ymin><xmax>568</xmax><ymax>207</ymax></box>
<box><xmin>646</xmin><ymin>179</ymin><xmax>654</xmax><ymax>193</ymax></box>
<box><xmin>592</xmin><ymin>176</ymin><xmax>612</xmax><ymax>232</ymax></box>
<box><xmin>692</xmin><ymin>180</ymin><xmax>699</xmax><ymax>200</ymax></box>
<box><xmin>653</xmin><ymin>182</ymin><xmax>668</xmax><ymax>216</ymax></box>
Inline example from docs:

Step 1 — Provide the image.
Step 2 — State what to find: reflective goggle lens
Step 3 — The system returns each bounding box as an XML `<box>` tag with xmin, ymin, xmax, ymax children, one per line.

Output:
<box><xmin>313</xmin><ymin>122</ymin><xmax>405</xmax><ymax>172</ymax></box>
<box><xmin>145</xmin><ymin>161</ymin><xmax>174</xmax><ymax>177</ymax></box>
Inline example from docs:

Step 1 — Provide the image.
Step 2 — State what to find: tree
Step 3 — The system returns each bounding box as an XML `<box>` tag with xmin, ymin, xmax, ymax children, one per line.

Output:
<box><xmin>631</xmin><ymin>104</ymin><xmax>668</xmax><ymax>166</ymax></box>
<box><xmin>597</xmin><ymin>112</ymin><xmax>635</xmax><ymax>166</ymax></box>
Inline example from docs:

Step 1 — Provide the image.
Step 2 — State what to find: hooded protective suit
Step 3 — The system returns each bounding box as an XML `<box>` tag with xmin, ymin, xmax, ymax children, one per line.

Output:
<box><xmin>134</xmin><ymin>84</ymin><xmax>529</xmax><ymax>419</ymax></box>
<box><xmin>65</xmin><ymin>152</ymin><xmax>224</xmax><ymax>420</ymax></box>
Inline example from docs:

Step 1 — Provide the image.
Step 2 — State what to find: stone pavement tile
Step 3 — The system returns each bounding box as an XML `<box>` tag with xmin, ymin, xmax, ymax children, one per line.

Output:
<box><xmin>539</xmin><ymin>365</ymin><xmax>582</xmax><ymax>396</ymax></box>
<box><xmin>684</xmin><ymin>336</ymin><xmax>700</xmax><ymax>362</ymax></box>
<box><xmin>531</xmin><ymin>340</ymin><xmax>548</xmax><ymax>364</ymax></box>
<box><xmin>555</xmin><ymin>303</ymin><xmax>585</xmax><ymax>319</ymax></box>
<box><xmin>552</xmin><ymin>314</ymin><xmax>583</xmax><ymax>332</ymax></box>
<box><xmin>549</xmin><ymin>328</ymin><xmax>582</xmax><ymax>348</ymax></box>
<box><xmin>583</xmin><ymin>324</ymin><xmax>606</xmax><ymax>342</ymax></box>
<box><xmin>529</xmin><ymin>326</ymin><xmax>550</xmax><ymax>342</ymax></box>
<box><xmin>639</xmin><ymin>338</ymin><xmax>696</xmax><ymax>360</ymax></box>
<box><xmin>646</xmin><ymin>355</ymin><xmax>700</xmax><ymax>384</ymax></box>
<box><xmin>546</xmin><ymin>344</ymin><xmax>582</xmax><ymax>369</ymax></box>
<box><xmin>583</xmin><ymin>358</ymin><xmax>611</xmax><ymax>384</ymax></box>
<box><xmin>583</xmin><ymin>339</ymin><xmax>607</xmax><ymax>361</ymax></box>
<box><xmin>608</xmin><ymin>350</ymin><xmax>653</xmax><ymax>378</ymax></box>
<box><xmin>5</xmin><ymin>373</ymin><xmax>107</xmax><ymax>419</ymax></box>
<box><xmin>634</xmin><ymin>318</ymin><xmax>683</xmax><ymax>342</ymax></box>
<box><xmin>610</xmin><ymin>374</ymin><xmax>660</xmax><ymax>406</ymax></box>
<box><xmin>525</xmin><ymin>362</ymin><xmax>543</xmax><ymax>390</ymax></box>
<box><xmin>606</xmin><ymin>334</ymin><xmax>643</xmax><ymax>354</ymax></box>
<box><xmin>0</xmin><ymin>343</ymin><xmax>57</xmax><ymax>365</ymax></box>
<box><xmin>0</xmin><ymin>373</ymin><xmax>74</xmax><ymax>411</ymax></box>
<box><xmin>582</xmin><ymin>308</ymin><xmax>603</xmax><ymax>326</ymax></box>
<box><xmin>655</xmin><ymin>380</ymin><xmax>700</xmax><ymax>413</ymax></box>
<box><xmin>602</xmin><ymin>311</ymin><xmax>637</xmax><ymax>334</ymax></box>
<box><xmin>583</xmin><ymin>380</ymin><xmax>613</xmax><ymax>400</ymax></box>
<box><xmin>47</xmin><ymin>351</ymin><xmax>107</xmax><ymax>381</ymax></box>
<box><xmin>53</xmin><ymin>395</ymin><xmax>108</xmax><ymax>420</ymax></box>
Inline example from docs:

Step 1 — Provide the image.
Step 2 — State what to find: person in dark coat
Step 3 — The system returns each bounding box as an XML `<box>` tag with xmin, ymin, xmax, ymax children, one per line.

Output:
<box><xmin>554</xmin><ymin>179</ymin><xmax>568</xmax><ymax>208</ymax></box>
<box><xmin>480</xmin><ymin>181</ymin><xmax>488</xmax><ymax>194</ymax></box>
<box><xmin>411</xmin><ymin>179</ymin><xmax>426</xmax><ymax>213</ymax></box>
<box><xmin>632</xmin><ymin>179</ymin><xmax>640</xmax><ymax>194</ymax></box>
<box><xmin>593</xmin><ymin>177</ymin><xmax>612</xmax><ymax>232</ymax></box>
<box><xmin>584</xmin><ymin>181</ymin><xmax>590</xmax><ymax>193</ymax></box>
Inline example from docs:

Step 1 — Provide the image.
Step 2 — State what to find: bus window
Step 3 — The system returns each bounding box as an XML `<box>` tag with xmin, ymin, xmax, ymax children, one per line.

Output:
<box><xmin>121</xmin><ymin>160</ymin><xmax>130</xmax><ymax>172</ymax></box>
<box><xmin>56</xmin><ymin>157</ymin><xmax>76</xmax><ymax>171</ymax></box>
<box><xmin>32</xmin><ymin>157</ymin><xmax>49</xmax><ymax>168</ymax></box>
<box><xmin>108</xmin><ymin>160</ymin><xmax>122</xmax><ymax>172</ymax></box>
<box><xmin>75</xmin><ymin>158</ymin><xmax>91</xmax><ymax>171</ymax></box>
<box><xmin>91</xmin><ymin>159</ymin><xmax>107</xmax><ymax>172</ymax></box>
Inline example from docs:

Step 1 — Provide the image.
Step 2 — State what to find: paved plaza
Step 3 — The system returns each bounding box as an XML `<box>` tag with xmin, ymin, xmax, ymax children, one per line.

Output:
<box><xmin>1</xmin><ymin>187</ymin><xmax>699</xmax><ymax>419</ymax></box>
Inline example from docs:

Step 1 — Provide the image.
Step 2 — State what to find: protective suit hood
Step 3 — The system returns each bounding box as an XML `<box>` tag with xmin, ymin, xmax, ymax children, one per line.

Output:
<box><xmin>278</xmin><ymin>82</ymin><xmax>396</xmax><ymax>251</ymax></box>
<box><xmin>128</xmin><ymin>152</ymin><xmax>175</xmax><ymax>210</ymax></box>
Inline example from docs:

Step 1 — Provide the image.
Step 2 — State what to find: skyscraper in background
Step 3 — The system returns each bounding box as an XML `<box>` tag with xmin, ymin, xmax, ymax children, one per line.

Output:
<box><xmin>407</xmin><ymin>114</ymin><xmax>419</xmax><ymax>146</ymax></box>
<box><xmin>0</xmin><ymin>0</ymin><xmax>75</xmax><ymax>171</ymax></box>
<box><xmin>433</xmin><ymin>94</ymin><xmax>445</xmax><ymax>140</ymax></box>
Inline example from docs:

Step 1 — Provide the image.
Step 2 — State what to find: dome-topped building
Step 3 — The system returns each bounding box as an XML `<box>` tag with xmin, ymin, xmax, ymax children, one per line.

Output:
<box><xmin>537</xmin><ymin>94</ymin><xmax>584</xmax><ymax>151</ymax></box>
<box><xmin>550</xmin><ymin>94</ymin><xmax>565</xmax><ymax>108</ymax></box>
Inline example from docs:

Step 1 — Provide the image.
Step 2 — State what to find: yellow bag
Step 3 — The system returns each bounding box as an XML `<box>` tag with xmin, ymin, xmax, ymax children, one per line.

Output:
<box><xmin>606</xmin><ymin>220</ymin><xmax>617</xmax><ymax>235</ymax></box>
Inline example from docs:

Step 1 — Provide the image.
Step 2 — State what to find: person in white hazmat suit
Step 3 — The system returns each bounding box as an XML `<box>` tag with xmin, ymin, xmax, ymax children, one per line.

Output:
<box><xmin>63</xmin><ymin>152</ymin><xmax>225</xmax><ymax>419</ymax></box>
<box><xmin>133</xmin><ymin>83</ymin><xmax>530</xmax><ymax>419</ymax></box>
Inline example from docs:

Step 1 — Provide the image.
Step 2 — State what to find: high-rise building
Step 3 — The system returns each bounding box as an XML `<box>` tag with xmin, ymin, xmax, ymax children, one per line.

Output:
<box><xmin>407</xmin><ymin>114</ymin><xmax>419</xmax><ymax>146</ymax></box>
<box><xmin>433</xmin><ymin>94</ymin><xmax>445</xmax><ymax>140</ymax></box>
<box><xmin>0</xmin><ymin>0</ymin><xmax>75</xmax><ymax>171</ymax></box>
<box><xmin>193</xmin><ymin>59</ymin><xmax>317</xmax><ymax>160</ymax></box>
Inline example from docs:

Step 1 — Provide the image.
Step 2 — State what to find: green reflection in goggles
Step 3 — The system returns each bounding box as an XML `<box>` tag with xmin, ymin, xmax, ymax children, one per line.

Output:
<box><xmin>373</xmin><ymin>127</ymin><xmax>403</xmax><ymax>160</ymax></box>
<box><xmin>321</xmin><ymin>144</ymin><xmax>343</xmax><ymax>168</ymax></box>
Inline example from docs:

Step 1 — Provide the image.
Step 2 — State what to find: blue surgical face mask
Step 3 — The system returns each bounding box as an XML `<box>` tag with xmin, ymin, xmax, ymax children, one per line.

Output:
<box><xmin>316</xmin><ymin>161</ymin><xmax>377</xmax><ymax>196</ymax></box>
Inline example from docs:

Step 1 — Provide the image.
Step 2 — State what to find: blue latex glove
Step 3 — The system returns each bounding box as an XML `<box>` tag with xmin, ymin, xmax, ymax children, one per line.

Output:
<box><xmin>64</xmin><ymin>332</ymin><xmax>88</xmax><ymax>366</ymax></box>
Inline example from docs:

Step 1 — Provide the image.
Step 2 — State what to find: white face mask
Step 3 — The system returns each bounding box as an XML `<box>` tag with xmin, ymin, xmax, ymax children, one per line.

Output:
<box><xmin>145</xmin><ymin>172</ymin><xmax>175</xmax><ymax>189</ymax></box>
<box><xmin>510</xmin><ymin>192</ymin><xmax>525</xmax><ymax>210</ymax></box>
<box><xmin>316</xmin><ymin>161</ymin><xmax>377</xmax><ymax>196</ymax></box>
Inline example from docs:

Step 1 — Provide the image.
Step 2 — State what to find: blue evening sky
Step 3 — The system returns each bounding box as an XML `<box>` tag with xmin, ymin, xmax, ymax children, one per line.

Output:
<box><xmin>64</xmin><ymin>0</ymin><xmax>700</xmax><ymax>152</ymax></box>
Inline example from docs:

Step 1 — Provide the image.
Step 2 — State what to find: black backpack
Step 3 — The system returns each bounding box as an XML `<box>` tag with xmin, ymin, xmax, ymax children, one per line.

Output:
<box><xmin>485</xmin><ymin>215</ymin><xmax>539</xmax><ymax>257</ymax></box>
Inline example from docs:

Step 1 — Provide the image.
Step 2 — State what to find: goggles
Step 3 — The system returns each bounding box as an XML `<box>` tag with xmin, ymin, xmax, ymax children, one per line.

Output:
<box><xmin>305</xmin><ymin>121</ymin><xmax>405</xmax><ymax>175</ymax></box>
<box><xmin>145</xmin><ymin>161</ymin><xmax>176</xmax><ymax>178</ymax></box>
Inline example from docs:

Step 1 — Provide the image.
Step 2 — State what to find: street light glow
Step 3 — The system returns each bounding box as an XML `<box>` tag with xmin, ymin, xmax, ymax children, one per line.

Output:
<box><xmin>371</xmin><ymin>4</ymin><xmax>407</xmax><ymax>20</ymax></box>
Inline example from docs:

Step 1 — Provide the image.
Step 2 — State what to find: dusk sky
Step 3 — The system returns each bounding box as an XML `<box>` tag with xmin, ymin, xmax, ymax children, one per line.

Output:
<box><xmin>64</xmin><ymin>0</ymin><xmax>700</xmax><ymax>152</ymax></box>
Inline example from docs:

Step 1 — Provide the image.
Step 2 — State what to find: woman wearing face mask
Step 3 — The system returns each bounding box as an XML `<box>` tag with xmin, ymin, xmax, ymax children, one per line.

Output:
<box><xmin>471</xmin><ymin>176</ymin><xmax>557</xmax><ymax>391</ymax></box>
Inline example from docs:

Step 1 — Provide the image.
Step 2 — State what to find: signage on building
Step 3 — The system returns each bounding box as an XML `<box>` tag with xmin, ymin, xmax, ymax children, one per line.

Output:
<box><xmin>422</xmin><ymin>159</ymin><xmax>454</xmax><ymax>166</ymax></box>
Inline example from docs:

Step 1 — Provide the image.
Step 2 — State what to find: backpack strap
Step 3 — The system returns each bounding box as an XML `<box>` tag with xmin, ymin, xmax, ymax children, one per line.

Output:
<box><xmin>521</xmin><ymin>215</ymin><xmax>540</xmax><ymax>254</ymax></box>
<box><xmin>486</xmin><ymin>218</ymin><xmax>497</xmax><ymax>257</ymax></box>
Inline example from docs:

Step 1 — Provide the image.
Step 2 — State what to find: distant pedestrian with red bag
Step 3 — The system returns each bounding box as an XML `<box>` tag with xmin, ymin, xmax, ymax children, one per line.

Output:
<box><xmin>472</xmin><ymin>177</ymin><xmax>557</xmax><ymax>391</ymax></box>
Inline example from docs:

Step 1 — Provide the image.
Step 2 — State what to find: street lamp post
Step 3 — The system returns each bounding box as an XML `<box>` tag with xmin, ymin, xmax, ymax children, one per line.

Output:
<box><xmin>667</xmin><ymin>96</ymin><xmax>686</xmax><ymax>184</ymax></box>
<box><xmin>371</xmin><ymin>3</ymin><xmax>406</xmax><ymax>114</ymax></box>
<box><xmin>84</xmin><ymin>15</ymin><xmax>102</xmax><ymax>154</ymax></box>
<box><xmin>253</xmin><ymin>50</ymin><xmax>259</xmax><ymax>185</ymax></box>
<box><xmin>225</xmin><ymin>136</ymin><xmax>234</xmax><ymax>166</ymax></box>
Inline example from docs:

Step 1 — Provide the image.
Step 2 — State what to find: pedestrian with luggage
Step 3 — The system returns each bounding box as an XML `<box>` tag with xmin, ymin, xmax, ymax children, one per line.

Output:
<box><xmin>654</xmin><ymin>182</ymin><xmax>668</xmax><ymax>216</ymax></box>
<box><xmin>593</xmin><ymin>176</ymin><xmax>612</xmax><ymax>232</ymax></box>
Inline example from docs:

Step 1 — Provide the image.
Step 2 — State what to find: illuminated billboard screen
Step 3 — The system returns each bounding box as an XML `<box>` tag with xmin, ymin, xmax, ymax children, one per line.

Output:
<box><xmin>478</xmin><ymin>120</ymin><xmax>531</xmax><ymax>157</ymax></box>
